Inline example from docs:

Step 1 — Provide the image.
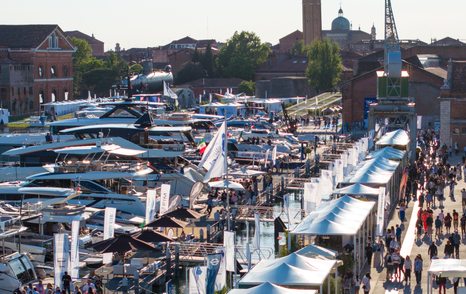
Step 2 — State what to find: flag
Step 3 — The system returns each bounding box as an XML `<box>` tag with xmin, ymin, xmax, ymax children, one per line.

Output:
<box><xmin>145</xmin><ymin>189</ymin><xmax>157</xmax><ymax>224</ymax></box>
<box><xmin>198</xmin><ymin>139</ymin><xmax>207</xmax><ymax>155</ymax></box>
<box><xmin>223</xmin><ymin>231</ymin><xmax>235</xmax><ymax>272</ymax></box>
<box><xmin>103</xmin><ymin>207</ymin><xmax>116</xmax><ymax>264</ymax></box>
<box><xmin>189</xmin><ymin>266</ymin><xmax>206</xmax><ymax>294</ymax></box>
<box><xmin>200</xmin><ymin>121</ymin><xmax>227</xmax><ymax>182</ymax></box>
<box><xmin>70</xmin><ymin>220</ymin><xmax>80</xmax><ymax>280</ymax></box>
<box><xmin>160</xmin><ymin>184</ymin><xmax>171</xmax><ymax>215</ymax></box>
<box><xmin>264</xmin><ymin>149</ymin><xmax>270</xmax><ymax>167</ymax></box>
<box><xmin>163</xmin><ymin>81</ymin><xmax>178</xmax><ymax>100</ymax></box>
<box><xmin>272</xmin><ymin>145</ymin><xmax>277</xmax><ymax>166</ymax></box>
<box><xmin>206</xmin><ymin>253</ymin><xmax>223</xmax><ymax>294</ymax></box>
<box><xmin>54</xmin><ymin>233</ymin><xmax>69</xmax><ymax>288</ymax></box>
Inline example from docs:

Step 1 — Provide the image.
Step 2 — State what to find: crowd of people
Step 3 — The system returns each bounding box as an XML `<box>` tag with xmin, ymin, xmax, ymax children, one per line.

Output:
<box><xmin>16</xmin><ymin>274</ymin><xmax>102</xmax><ymax>294</ymax></box>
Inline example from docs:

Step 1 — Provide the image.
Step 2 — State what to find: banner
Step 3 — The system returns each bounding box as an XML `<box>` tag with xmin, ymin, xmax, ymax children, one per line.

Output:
<box><xmin>160</xmin><ymin>184</ymin><xmax>171</xmax><ymax>215</ymax></box>
<box><xmin>206</xmin><ymin>253</ymin><xmax>223</xmax><ymax>294</ymax></box>
<box><xmin>334</xmin><ymin>159</ymin><xmax>344</xmax><ymax>185</ymax></box>
<box><xmin>252</xmin><ymin>212</ymin><xmax>261</xmax><ymax>250</ymax></box>
<box><xmin>215</xmin><ymin>249</ymin><xmax>226</xmax><ymax>291</ymax></box>
<box><xmin>264</xmin><ymin>149</ymin><xmax>270</xmax><ymax>168</ymax></box>
<box><xmin>376</xmin><ymin>187</ymin><xmax>386</xmax><ymax>236</ymax></box>
<box><xmin>145</xmin><ymin>189</ymin><xmax>157</xmax><ymax>224</ymax></box>
<box><xmin>223</xmin><ymin>231</ymin><xmax>235</xmax><ymax>272</ymax></box>
<box><xmin>189</xmin><ymin>266</ymin><xmax>207</xmax><ymax>294</ymax></box>
<box><xmin>103</xmin><ymin>207</ymin><xmax>116</xmax><ymax>264</ymax></box>
<box><xmin>319</xmin><ymin>170</ymin><xmax>333</xmax><ymax>200</ymax></box>
<box><xmin>303</xmin><ymin>182</ymin><xmax>318</xmax><ymax>214</ymax></box>
<box><xmin>272</xmin><ymin>145</ymin><xmax>277</xmax><ymax>166</ymax></box>
<box><xmin>54</xmin><ymin>233</ymin><xmax>69</xmax><ymax>288</ymax></box>
<box><xmin>70</xmin><ymin>220</ymin><xmax>80</xmax><ymax>280</ymax></box>
<box><xmin>199</xmin><ymin>121</ymin><xmax>226</xmax><ymax>171</ymax></box>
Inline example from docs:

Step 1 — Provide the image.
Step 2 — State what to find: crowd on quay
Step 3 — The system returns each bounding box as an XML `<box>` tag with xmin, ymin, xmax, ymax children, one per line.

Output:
<box><xmin>16</xmin><ymin>273</ymin><xmax>102</xmax><ymax>294</ymax></box>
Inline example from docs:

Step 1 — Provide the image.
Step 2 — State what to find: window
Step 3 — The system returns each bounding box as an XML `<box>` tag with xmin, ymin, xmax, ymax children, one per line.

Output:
<box><xmin>63</xmin><ymin>65</ymin><xmax>69</xmax><ymax>77</ymax></box>
<box><xmin>461</xmin><ymin>128</ymin><xmax>466</xmax><ymax>135</ymax></box>
<box><xmin>64</xmin><ymin>90</ymin><xmax>69</xmax><ymax>101</ymax></box>
<box><xmin>29</xmin><ymin>87</ymin><xmax>33</xmax><ymax>95</ymax></box>
<box><xmin>23</xmin><ymin>87</ymin><xmax>26</xmax><ymax>95</ymax></box>
<box><xmin>38</xmin><ymin>66</ymin><xmax>43</xmax><ymax>78</ymax></box>
<box><xmin>48</xmin><ymin>32</ymin><xmax>58</xmax><ymax>49</ymax></box>
<box><xmin>51</xmin><ymin>89</ymin><xmax>57</xmax><ymax>102</ymax></box>
<box><xmin>50</xmin><ymin>66</ymin><xmax>56</xmax><ymax>78</ymax></box>
<box><xmin>39</xmin><ymin>90</ymin><xmax>44</xmax><ymax>104</ymax></box>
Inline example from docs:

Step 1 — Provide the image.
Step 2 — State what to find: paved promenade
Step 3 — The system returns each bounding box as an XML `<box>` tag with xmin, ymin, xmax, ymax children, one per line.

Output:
<box><xmin>370</xmin><ymin>153</ymin><xmax>466</xmax><ymax>293</ymax></box>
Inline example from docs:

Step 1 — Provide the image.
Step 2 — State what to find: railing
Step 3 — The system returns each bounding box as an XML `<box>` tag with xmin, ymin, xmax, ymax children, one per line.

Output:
<box><xmin>56</xmin><ymin>159</ymin><xmax>149</xmax><ymax>174</ymax></box>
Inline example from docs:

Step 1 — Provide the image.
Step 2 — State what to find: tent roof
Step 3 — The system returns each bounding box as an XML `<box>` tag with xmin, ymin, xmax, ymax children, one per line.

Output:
<box><xmin>365</xmin><ymin>146</ymin><xmax>406</xmax><ymax>161</ymax></box>
<box><xmin>343</xmin><ymin>158</ymin><xmax>398</xmax><ymax>185</ymax></box>
<box><xmin>229</xmin><ymin>282</ymin><xmax>317</xmax><ymax>294</ymax></box>
<box><xmin>333</xmin><ymin>183</ymin><xmax>380</xmax><ymax>196</ymax></box>
<box><xmin>291</xmin><ymin>195</ymin><xmax>376</xmax><ymax>236</ymax></box>
<box><xmin>296</xmin><ymin>244</ymin><xmax>339</xmax><ymax>260</ymax></box>
<box><xmin>428</xmin><ymin>259</ymin><xmax>466</xmax><ymax>277</ymax></box>
<box><xmin>376</xmin><ymin>129</ymin><xmax>410</xmax><ymax>147</ymax></box>
<box><xmin>239</xmin><ymin>258</ymin><xmax>333</xmax><ymax>287</ymax></box>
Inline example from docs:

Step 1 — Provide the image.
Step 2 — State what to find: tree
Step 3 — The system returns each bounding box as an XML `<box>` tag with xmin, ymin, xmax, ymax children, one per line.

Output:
<box><xmin>238</xmin><ymin>81</ymin><xmax>255</xmax><ymax>96</ymax></box>
<box><xmin>175</xmin><ymin>62</ymin><xmax>205</xmax><ymax>84</ymax></box>
<box><xmin>201</xmin><ymin>43</ymin><xmax>214</xmax><ymax>78</ymax></box>
<box><xmin>305</xmin><ymin>38</ymin><xmax>343</xmax><ymax>93</ymax></box>
<box><xmin>290</xmin><ymin>40</ymin><xmax>306</xmax><ymax>56</ymax></box>
<box><xmin>216</xmin><ymin>31</ymin><xmax>270</xmax><ymax>80</ymax></box>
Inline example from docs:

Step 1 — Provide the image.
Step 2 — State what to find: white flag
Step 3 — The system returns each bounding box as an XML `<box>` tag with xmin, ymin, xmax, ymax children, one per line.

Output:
<box><xmin>272</xmin><ymin>145</ymin><xmax>277</xmax><ymax>166</ymax></box>
<box><xmin>201</xmin><ymin>121</ymin><xmax>227</xmax><ymax>182</ymax></box>
<box><xmin>70</xmin><ymin>220</ymin><xmax>80</xmax><ymax>280</ymax></box>
<box><xmin>264</xmin><ymin>149</ymin><xmax>270</xmax><ymax>167</ymax></box>
<box><xmin>160</xmin><ymin>184</ymin><xmax>171</xmax><ymax>215</ymax></box>
<box><xmin>54</xmin><ymin>233</ymin><xmax>69</xmax><ymax>288</ymax></box>
<box><xmin>189</xmin><ymin>266</ymin><xmax>207</xmax><ymax>294</ymax></box>
<box><xmin>303</xmin><ymin>182</ymin><xmax>318</xmax><ymax>214</ymax></box>
<box><xmin>376</xmin><ymin>187</ymin><xmax>386</xmax><ymax>236</ymax></box>
<box><xmin>145</xmin><ymin>189</ymin><xmax>157</xmax><ymax>224</ymax></box>
<box><xmin>223</xmin><ymin>231</ymin><xmax>235</xmax><ymax>272</ymax></box>
<box><xmin>163</xmin><ymin>81</ymin><xmax>178</xmax><ymax>100</ymax></box>
<box><xmin>252</xmin><ymin>212</ymin><xmax>261</xmax><ymax>250</ymax></box>
<box><xmin>103</xmin><ymin>207</ymin><xmax>116</xmax><ymax>264</ymax></box>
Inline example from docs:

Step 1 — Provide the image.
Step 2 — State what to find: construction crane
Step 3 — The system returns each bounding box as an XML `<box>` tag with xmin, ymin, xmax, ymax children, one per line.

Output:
<box><xmin>383</xmin><ymin>0</ymin><xmax>403</xmax><ymax>96</ymax></box>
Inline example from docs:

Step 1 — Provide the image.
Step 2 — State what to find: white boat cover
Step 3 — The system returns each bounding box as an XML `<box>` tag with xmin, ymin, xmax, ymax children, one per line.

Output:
<box><xmin>291</xmin><ymin>195</ymin><xmax>376</xmax><ymax>236</ymax></box>
<box><xmin>54</xmin><ymin>144</ymin><xmax>146</xmax><ymax>156</ymax></box>
<box><xmin>230</xmin><ymin>282</ymin><xmax>317</xmax><ymax>294</ymax></box>
<box><xmin>376</xmin><ymin>129</ymin><xmax>409</xmax><ymax>147</ymax></box>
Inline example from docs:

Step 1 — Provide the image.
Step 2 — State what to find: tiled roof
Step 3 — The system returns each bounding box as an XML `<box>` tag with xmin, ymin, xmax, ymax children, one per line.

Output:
<box><xmin>0</xmin><ymin>25</ymin><xmax>57</xmax><ymax>48</ymax></box>
<box><xmin>65</xmin><ymin>30</ymin><xmax>103</xmax><ymax>44</ymax></box>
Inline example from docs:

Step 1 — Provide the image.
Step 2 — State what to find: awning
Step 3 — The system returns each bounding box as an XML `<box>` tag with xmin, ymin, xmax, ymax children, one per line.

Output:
<box><xmin>333</xmin><ymin>183</ymin><xmax>380</xmax><ymax>196</ymax></box>
<box><xmin>428</xmin><ymin>259</ymin><xmax>466</xmax><ymax>277</ymax></box>
<box><xmin>291</xmin><ymin>195</ymin><xmax>376</xmax><ymax>236</ymax></box>
<box><xmin>230</xmin><ymin>282</ymin><xmax>317</xmax><ymax>294</ymax></box>
<box><xmin>376</xmin><ymin>129</ymin><xmax>410</xmax><ymax>147</ymax></box>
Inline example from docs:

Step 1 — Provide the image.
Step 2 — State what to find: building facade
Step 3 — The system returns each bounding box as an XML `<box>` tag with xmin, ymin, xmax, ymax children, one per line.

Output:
<box><xmin>302</xmin><ymin>0</ymin><xmax>322</xmax><ymax>45</ymax></box>
<box><xmin>0</xmin><ymin>25</ymin><xmax>74</xmax><ymax>116</ymax></box>
<box><xmin>65</xmin><ymin>31</ymin><xmax>104</xmax><ymax>57</ymax></box>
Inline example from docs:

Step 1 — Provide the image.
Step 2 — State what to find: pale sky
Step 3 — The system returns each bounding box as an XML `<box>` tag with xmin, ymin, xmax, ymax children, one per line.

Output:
<box><xmin>2</xmin><ymin>0</ymin><xmax>463</xmax><ymax>50</ymax></box>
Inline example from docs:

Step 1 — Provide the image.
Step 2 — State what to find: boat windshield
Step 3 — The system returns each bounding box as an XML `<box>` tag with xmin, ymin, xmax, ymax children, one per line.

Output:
<box><xmin>8</xmin><ymin>255</ymin><xmax>36</xmax><ymax>285</ymax></box>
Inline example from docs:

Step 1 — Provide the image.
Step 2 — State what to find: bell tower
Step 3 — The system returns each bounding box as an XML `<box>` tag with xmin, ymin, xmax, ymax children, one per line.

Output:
<box><xmin>303</xmin><ymin>0</ymin><xmax>322</xmax><ymax>45</ymax></box>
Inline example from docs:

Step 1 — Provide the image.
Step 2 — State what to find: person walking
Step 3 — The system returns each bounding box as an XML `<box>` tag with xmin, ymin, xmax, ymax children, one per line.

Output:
<box><xmin>461</xmin><ymin>214</ymin><xmax>466</xmax><ymax>237</ymax></box>
<box><xmin>414</xmin><ymin>254</ymin><xmax>423</xmax><ymax>285</ymax></box>
<box><xmin>428</xmin><ymin>242</ymin><xmax>438</xmax><ymax>260</ymax></box>
<box><xmin>452</xmin><ymin>230</ymin><xmax>461</xmax><ymax>259</ymax></box>
<box><xmin>404</xmin><ymin>256</ymin><xmax>412</xmax><ymax>285</ymax></box>
<box><xmin>365</xmin><ymin>242</ymin><xmax>373</xmax><ymax>267</ymax></box>
<box><xmin>373</xmin><ymin>240</ymin><xmax>385</xmax><ymax>270</ymax></box>
<box><xmin>444</xmin><ymin>240</ymin><xmax>454</xmax><ymax>258</ymax></box>
<box><xmin>61</xmin><ymin>272</ymin><xmax>72</xmax><ymax>294</ymax></box>
<box><xmin>437</xmin><ymin>274</ymin><xmax>447</xmax><ymax>294</ymax></box>
<box><xmin>361</xmin><ymin>273</ymin><xmax>371</xmax><ymax>294</ymax></box>
<box><xmin>453</xmin><ymin>209</ymin><xmax>459</xmax><ymax>231</ymax></box>
<box><xmin>435</xmin><ymin>216</ymin><xmax>443</xmax><ymax>237</ymax></box>
<box><xmin>445</xmin><ymin>213</ymin><xmax>453</xmax><ymax>235</ymax></box>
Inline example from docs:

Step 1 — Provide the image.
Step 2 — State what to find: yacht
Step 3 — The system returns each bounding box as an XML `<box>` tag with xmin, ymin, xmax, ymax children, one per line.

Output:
<box><xmin>0</xmin><ymin>252</ymin><xmax>37</xmax><ymax>293</ymax></box>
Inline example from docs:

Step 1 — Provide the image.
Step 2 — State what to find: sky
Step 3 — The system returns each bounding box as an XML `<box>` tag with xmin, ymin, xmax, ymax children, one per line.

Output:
<box><xmin>1</xmin><ymin>0</ymin><xmax>463</xmax><ymax>50</ymax></box>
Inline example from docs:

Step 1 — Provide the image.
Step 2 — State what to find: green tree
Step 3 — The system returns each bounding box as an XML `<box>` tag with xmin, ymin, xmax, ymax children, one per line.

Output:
<box><xmin>175</xmin><ymin>62</ymin><xmax>205</xmax><ymax>84</ymax></box>
<box><xmin>238</xmin><ymin>80</ymin><xmax>255</xmax><ymax>96</ymax></box>
<box><xmin>290</xmin><ymin>40</ymin><xmax>306</xmax><ymax>56</ymax></box>
<box><xmin>305</xmin><ymin>38</ymin><xmax>342</xmax><ymax>93</ymax></box>
<box><xmin>216</xmin><ymin>31</ymin><xmax>270</xmax><ymax>80</ymax></box>
<box><xmin>201</xmin><ymin>43</ymin><xmax>214</xmax><ymax>78</ymax></box>
<box><xmin>128</xmin><ymin>63</ymin><xmax>143</xmax><ymax>75</ymax></box>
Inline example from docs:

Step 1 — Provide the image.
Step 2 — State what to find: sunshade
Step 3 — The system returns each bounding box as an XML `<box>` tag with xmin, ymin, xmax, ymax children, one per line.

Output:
<box><xmin>91</xmin><ymin>234</ymin><xmax>157</xmax><ymax>254</ymax></box>
<box><xmin>229</xmin><ymin>282</ymin><xmax>317</xmax><ymax>294</ymax></box>
<box><xmin>162</xmin><ymin>207</ymin><xmax>204</xmax><ymax>220</ymax></box>
<box><xmin>132</xmin><ymin>229</ymin><xmax>173</xmax><ymax>243</ymax></box>
<box><xmin>145</xmin><ymin>216</ymin><xmax>188</xmax><ymax>228</ymax></box>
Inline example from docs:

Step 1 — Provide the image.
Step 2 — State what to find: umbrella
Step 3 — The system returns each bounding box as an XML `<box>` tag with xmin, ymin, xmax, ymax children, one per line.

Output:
<box><xmin>145</xmin><ymin>216</ymin><xmax>188</xmax><ymax>228</ymax></box>
<box><xmin>92</xmin><ymin>234</ymin><xmax>157</xmax><ymax>254</ymax></box>
<box><xmin>132</xmin><ymin>229</ymin><xmax>174</xmax><ymax>243</ymax></box>
<box><xmin>208</xmin><ymin>179</ymin><xmax>245</xmax><ymax>191</ymax></box>
<box><xmin>163</xmin><ymin>207</ymin><xmax>204</xmax><ymax>220</ymax></box>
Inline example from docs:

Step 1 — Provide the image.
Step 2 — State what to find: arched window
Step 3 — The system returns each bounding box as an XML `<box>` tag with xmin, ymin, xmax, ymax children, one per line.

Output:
<box><xmin>48</xmin><ymin>32</ymin><xmax>58</xmax><ymax>49</ymax></box>
<box><xmin>39</xmin><ymin>90</ymin><xmax>45</xmax><ymax>104</ymax></box>
<box><xmin>38</xmin><ymin>66</ymin><xmax>43</xmax><ymax>78</ymax></box>
<box><xmin>50</xmin><ymin>66</ymin><xmax>57</xmax><ymax>78</ymax></box>
<box><xmin>51</xmin><ymin>89</ymin><xmax>57</xmax><ymax>102</ymax></box>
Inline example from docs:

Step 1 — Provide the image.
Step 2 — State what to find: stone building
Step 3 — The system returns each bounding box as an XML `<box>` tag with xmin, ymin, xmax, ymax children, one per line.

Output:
<box><xmin>0</xmin><ymin>25</ymin><xmax>74</xmax><ymax>116</ymax></box>
<box><xmin>439</xmin><ymin>60</ymin><xmax>466</xmax><ymax>149</ymax></box>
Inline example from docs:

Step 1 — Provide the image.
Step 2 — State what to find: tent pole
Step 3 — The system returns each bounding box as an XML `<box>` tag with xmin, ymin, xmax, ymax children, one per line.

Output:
<box><xmin>427</xmin><ymin>272</ymin><xmax>430</xmax><ymax>294</ymax></box>
<box><xmin>320</xmin><ymin>285</ymin><xmax>323</xmax><ymax>294</ymax></box>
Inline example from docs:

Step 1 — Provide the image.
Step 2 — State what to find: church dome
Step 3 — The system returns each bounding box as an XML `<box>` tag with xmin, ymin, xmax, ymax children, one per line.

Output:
<box><xmin>331</xmin><ymin>8</ymin><xmax>350</xmax><ymax>31</ymax></box>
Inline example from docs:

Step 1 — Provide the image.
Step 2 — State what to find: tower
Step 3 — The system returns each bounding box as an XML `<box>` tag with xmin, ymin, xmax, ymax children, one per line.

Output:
<box><xmin>371</xmin><ymin>24</ymin><xmax>376</xmax><ymax>40</ymax></box>
<box><xmin>302</xmin><ymin>0</ymin><xmax>322</xmax><ymax>45</ymax></box>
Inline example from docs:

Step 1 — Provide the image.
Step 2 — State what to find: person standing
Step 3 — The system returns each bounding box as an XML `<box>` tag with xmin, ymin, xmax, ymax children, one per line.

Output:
<box><xmin>414</xmin><ymin>254</ymin><xmax>423</xmax><ymax>285</ymax></box>
<box><xmin>404</xmin><ymin>256</ymin><xmax>412</xmax><ymax>285</ymax></box>
<box><xmin>452</xmin><ymin>230</ymin><xmax>461</xmax><ymax>259</ymax></box>
<box><xmin>373</xmin><ymin>240</ymin><xmax>385</xmax><ymax>270</ymax></box>
<box><xmin>395</xmin><ymin>224</ymin><xmax>402</xmax><ymax>243</ymax></box>
<box><xmin>444</xmin><ymin>240</ymin><xmax>454</xmax><ymax>258</ymax></box>
<box><xmin>461</xmin><ymin>214</ymin><xmax>466</xmax><ymax>237</ymax></box>
<box><xmin>361</xmin><ymin>273</ymin><xmax>371</xmax><ymax>294</ymax></box>
<box><xmin>445</xmin><ymin>213</ymin><xmax>453</xmax><ymax>235</ymax></box>
<box><xmin>437</xmin><ymin>274</ymin><xmax>447</xmax><ymax>294</ymax></box>
<box><xmin>62</xmin><ymin>272</ymin><xmax>72</xmax><ymax>294</ymax></box>
<box><xmin>365</xmin><ymin>242</ymin><xmax>373</xmax><ymax>267</ymax></box>
<box><xmin>453</xmin><ymin>209</ymin><xmax>460</xmax><ymax>230</ymax></box>
<box><xmin>435</xmin><ymin>216</ymin><xmax>443</xmax><ymax>238</ymax></box>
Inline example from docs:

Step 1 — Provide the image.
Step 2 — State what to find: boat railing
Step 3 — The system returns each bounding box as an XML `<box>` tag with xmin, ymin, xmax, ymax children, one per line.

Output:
<box><xmin>57</xmin><ymin>160</ymin><xmax>150</xmax><ymax>174</ymax></box>
<box><xmin>141</xmin><ymin>143</ymin><xmax>185</xmax><ymax>152</ymax></box>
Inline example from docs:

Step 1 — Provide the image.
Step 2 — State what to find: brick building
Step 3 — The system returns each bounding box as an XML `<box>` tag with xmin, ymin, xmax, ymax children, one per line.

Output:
<box><xmin>0</xmin><ymin>25</ymin><xmax>75</xmax><ymax>116</ymax></box>
<box><xmin>439</xmin><ymin>60</ymin><xmax>466</xmax><ymax>149</ymax></box>
<box><xmin>65</xmin><ymin>30</ymin><xmax>104</xmax><ymax>57</ymax></box>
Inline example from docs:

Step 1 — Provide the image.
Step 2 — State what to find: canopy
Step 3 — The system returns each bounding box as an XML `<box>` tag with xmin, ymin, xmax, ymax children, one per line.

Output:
<box><xmin>132</xmin><ymin>229</ymin><xmax>173</xmax><ymax>243</ymax></box>
<box><xmin>343</xmin><ymin>158</ymin><xmax>398</xmax><ymax>185</ymax></box>
<box><xmin>145</xmin><ymin>216</ymin><xmax>188</xmax><ymax>228</ymax></box>
<box><xmin>291</xmin><ymin>195</ymin><xmax>376</xmax><ymax>236</ymax></box>
<box><xmin>92</xmin><ymin>234</ymin><xmax>157</xmax><ymax>254</ymax></box>
<box><xmin>208</xmin><ymin>179</ymin><xmax>245</xmax><ymax>191</ymax></box>
<box><xmin>229</xmin><ymin>168</ymin><xmax>266</xmax><ymax>178</ymax></box>
<box><xmin>229</xmin><ymin>282</ymin><xmax>317</xmax><ymax>294</ymax></box>
<box><xmin>428</xmin><ymin>259</ymin><xmax>466</xmax><ymax>277</ymax></box>
<box><xmin>296</xmin><ymin>244</ymin><xmax>339</xmax><ymax>260</ymax></box>
<box><xmin>239</xmin><ymin>259</ymin><xmax>332</xmax><ymax>287</ymax></box>
<box><xmin>333</xmin><ymin>183</ymin><xmax>380</xmax><ymax>196</ymax></box>
<box><xmin>376</xmin><ymin>129</ymin><xmax>410</xmax><ymax>147</ymax></box>
<box><xmin>162</xmin><ymin>207</ymin><xmax>204</xmax><ymax>220</ymax></box>
<box><xmin>365</xmin><ymin>146</ymin><xmax>406</xmax><ymax>161</ymax></box>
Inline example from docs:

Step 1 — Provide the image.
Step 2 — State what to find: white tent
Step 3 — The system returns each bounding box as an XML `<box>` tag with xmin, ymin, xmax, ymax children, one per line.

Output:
<box><xmin>427</xmin><ymin>259</ymin><xmax>466</xmax><ymax>294</ymax></box>
<box><xmin>366</xmin><ymin>146</ymin><xmax>406</xmax><ymax>161</ymax></box>
<box><xmin>208</xmin><ymin>179</ymin><xmax>245</xmax><ymax>190</ymax></box>
<box><xmin>376</xmin><ymin>129</ymin><xmax>410</xmax><ymax>147</ymax></box>
<box><xmin>229</xmin><ymin>282</ymin><xmax>317</xmax><ymax>294</ymax></box>
<box><xmin>296</xmin><ymin>244</ymin><xmax>338</xmax><ymax>260</ymax></box>
<box><xmin>291</xmin><ymin>195</ymin><xmax>376</xmax><ymax>236</ymax></box>
<box><xmin>332</xmin><ymin>183</ymin><xmax>380</xmax><ymax>196</ymax></box>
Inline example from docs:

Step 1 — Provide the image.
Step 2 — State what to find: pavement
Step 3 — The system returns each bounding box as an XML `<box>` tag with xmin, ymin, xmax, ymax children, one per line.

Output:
<box><xmin>369</xmin><ymin>153</ymin><xmax>466</xmax><ymax>293</ymax></box>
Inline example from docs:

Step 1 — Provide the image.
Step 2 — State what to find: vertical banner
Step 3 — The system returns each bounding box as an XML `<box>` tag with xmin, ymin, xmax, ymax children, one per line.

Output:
<box><xmin>54</xmin><ymin>233</ymin><xmax>69</xmax><ymax>288</ymax></box>
<box><xmin>160</xmin><ymin>184</ymin><xmax>171</xmax><ymax>215</ymax></box>
<box><xmin>264</xmin><ymin>149</ymin><xmax>270</xmax><ymax>168</ymax></box>
<box><xmin>368</xmin><ymin>130</ymin><xmax>375</xmax><ymax>150</ymax></box>
<box><xmin>70</xmin><ymin>220</ymin><xmax>80</xmax><ymax>280</ymax></box>
<box><xmin>272</xmin><ymin>145</ymin><xmax>277</xmax><ymax>166</ymax></box>
<box><xmin>252</xmin><ymin>212</ymin><xmax>261</xmax><ymax>250</ymax></box>
<box><xmin>103</xmin><ymin>207</ymin><xmax>116</xmax><ymax>264</ymax></box>
<box><xmin>303</xmin><ymin>182</ymin><xmax>318</xmax><ymax>214</ymax></box>
<box><xmin>335</xmin><ymin>159</ymin><xmax>344</xmax><ymax>185</ymax></box>
<box><xmin>376</xmin><ymin>187</ymin><xmax>386</xmax><ymax>236</ymax></box>
<box><xmin>319</xmin><ymin>170</ymin><xmax>333</xmax><ymax>200</ymax></box>
<box><xmin>215</xmin><ymin>249</ymin><xmax>226</xmax><ymax>291</ymax></box>
<box><xmin>189</xmin><ymin>266</ymin><xmax>207</xmax><ymax>294</ymax></box>
<box><xmin>145</xmin><ymin>189</ymin><xmax>157</xmax><ymax>225</ymax></box>
<box><xmin>206</xmin><ymin>253</ymin><xmax>222</xmax><ymax>294</ymax></box>
<box><xmin>223</xmin><ymin>231</ymin><xmax>235</xmax><ymax>272</ymax></box>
